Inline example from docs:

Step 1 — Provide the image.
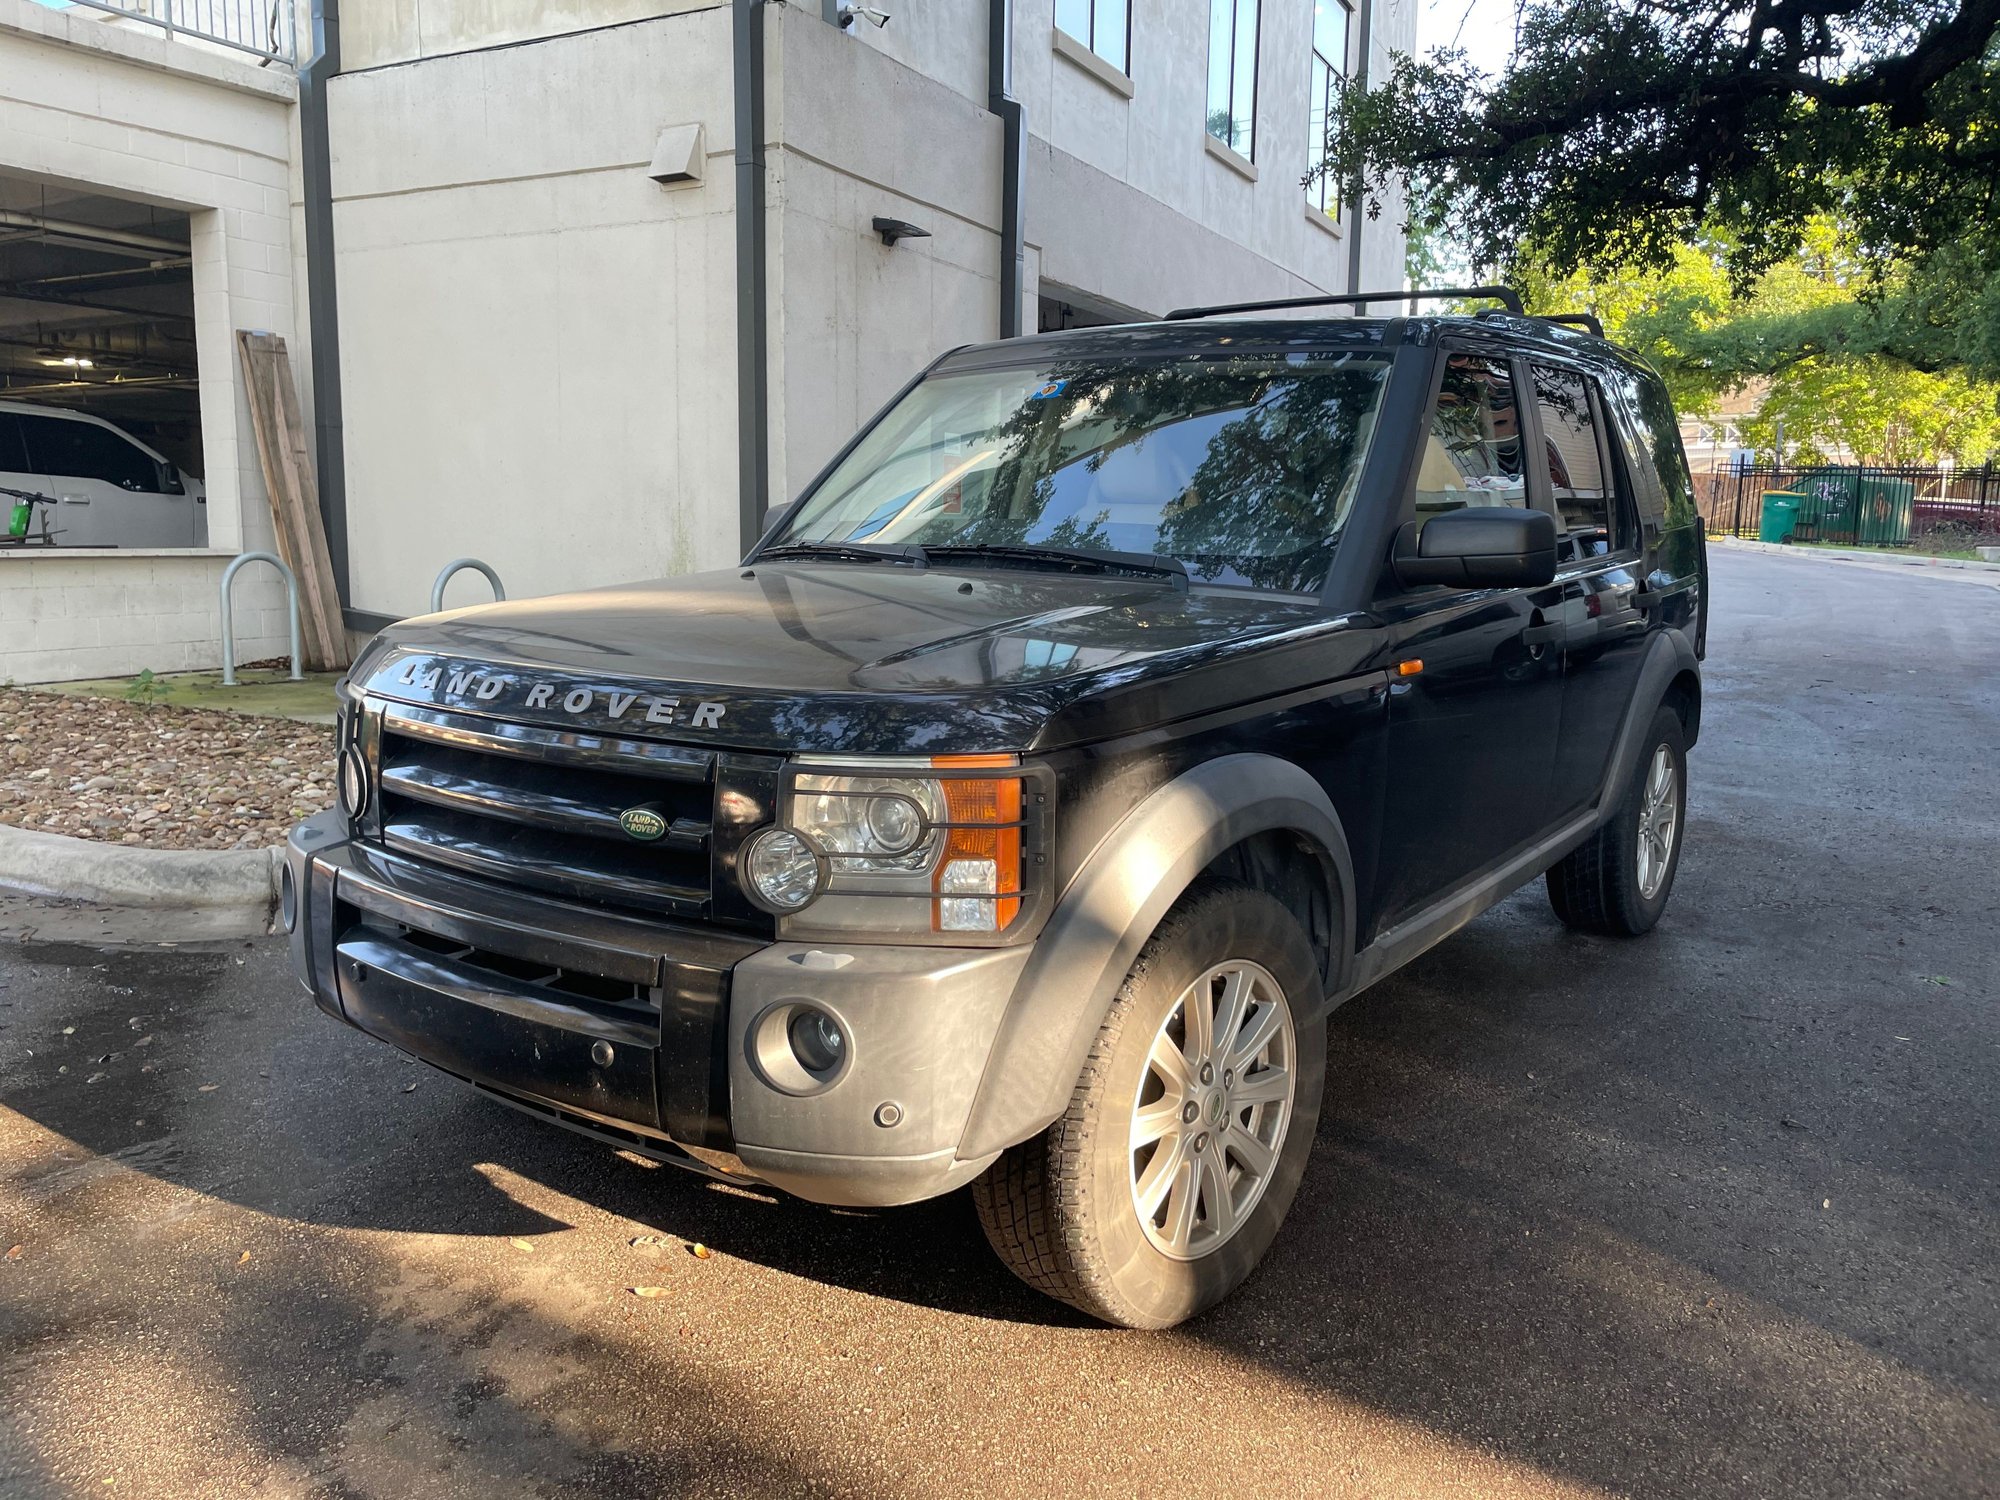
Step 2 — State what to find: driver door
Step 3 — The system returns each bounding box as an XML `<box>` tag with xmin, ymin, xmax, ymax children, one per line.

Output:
<box><xmin>1368</xmin><ymin>348</ymin><xmax>1565</xmax><ymax>934</ymax></box>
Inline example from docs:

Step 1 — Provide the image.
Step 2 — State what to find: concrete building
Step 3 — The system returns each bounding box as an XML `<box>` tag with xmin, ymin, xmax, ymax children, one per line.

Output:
<box><xmin>0</xmin><ymin>0</ymin><xmax>305</xmax><ymax>685</ymax></box>
<box><xmin>0</xmin><ymin>0</ymin><xmax>1413</xmax><ymax>681</ymax></box>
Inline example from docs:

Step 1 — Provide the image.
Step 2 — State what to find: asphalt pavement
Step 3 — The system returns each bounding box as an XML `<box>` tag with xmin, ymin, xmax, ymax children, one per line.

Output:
<box><xmin>2</xmin><ymin>548</ymin><xmax>1996</xmax><ymax>1499</ymax></box>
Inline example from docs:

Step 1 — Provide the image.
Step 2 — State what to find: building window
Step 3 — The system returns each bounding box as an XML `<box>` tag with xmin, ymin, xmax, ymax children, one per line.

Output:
<box><xmin>1056</xmin><ymin>0</ymin><xmax>1130</xmax><ymax>74</ymax></box>
<box><xmin>1206</xmin><ymin>0</ymin><xmax>1259</xmax><ymax>159</ymax></box>
<box><xmin>1308</xmin><ymin>0</ymin><xmax>1351</xmax><ymax>217</ymax></box>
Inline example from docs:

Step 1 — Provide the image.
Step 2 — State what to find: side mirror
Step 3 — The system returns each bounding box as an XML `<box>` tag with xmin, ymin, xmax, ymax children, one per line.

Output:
<box><xmin>762</xmin><ymin>502</ymin><xmax>789</xmax><ymax>535</ymax></box>
<box><xmin>1393</xmin><ymin>507</ymin><xmax>1557</xmax><ymax>590</ymax></box>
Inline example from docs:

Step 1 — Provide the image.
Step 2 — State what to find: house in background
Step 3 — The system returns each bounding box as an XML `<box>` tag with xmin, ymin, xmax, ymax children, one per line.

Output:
<box><xmin>0</xmin><ymin>0</ymin><xmax>1413</xmax><ymax>682</ymax></box>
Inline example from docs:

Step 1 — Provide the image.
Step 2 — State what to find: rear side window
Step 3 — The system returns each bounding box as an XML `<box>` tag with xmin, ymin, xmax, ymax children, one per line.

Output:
<box><xmin>1530</xmin><ymin>364</ymin><xmax>1631</xmax><ymax>558</ymax></box>
<box><xmin>21</xmin><ymin>414</ymin><xmax>160</xmax><ymax>492</ymax></box>
<box><xmin>1631</xmin><ymin>374</ymin><xmax>1697</xmax><ymax>528</ymax></box>
<box><xmin>0</xmin><ymin>412</ymin><xmax>28</xmax><ymax>474</ymax></box>
<box><xmin>1413</xmin><ymin>354</ymin><xmax>1527</xmax><ymax>528</ymax></box>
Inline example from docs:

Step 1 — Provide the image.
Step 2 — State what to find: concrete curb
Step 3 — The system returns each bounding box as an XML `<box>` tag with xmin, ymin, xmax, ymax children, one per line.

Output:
<box><xmin>0</xmin><ymin>822</ymin><xmax>279</xmax><ymax>935</ymax></box>
<box><xmin>1713</xmin><ymin>536</ymin><xmax>2000</xmax><ymax>575</ymax></box>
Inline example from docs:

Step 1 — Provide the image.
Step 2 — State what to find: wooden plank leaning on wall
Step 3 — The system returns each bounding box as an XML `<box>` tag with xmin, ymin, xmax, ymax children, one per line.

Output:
<box><xmin>236</xmin><ymin>331</ymin><xmax>350</xmax><ymax>673</ymax></box>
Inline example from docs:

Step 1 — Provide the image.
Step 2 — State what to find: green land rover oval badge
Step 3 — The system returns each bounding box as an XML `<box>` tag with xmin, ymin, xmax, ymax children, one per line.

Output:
<box><xmin>619</xmin><ymin>806</ymin><xmax>667</xmax><ymax>842</ymax></box>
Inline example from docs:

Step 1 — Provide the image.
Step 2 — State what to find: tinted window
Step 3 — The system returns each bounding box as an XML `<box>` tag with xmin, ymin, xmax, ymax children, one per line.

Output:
<box><xmin>1414</xmin><ymin>354</ymin><xmax>1527</xmax><ymax>529</ymax></box>
<box><xmin>21</xmin><ymin>414</ymin><xmax>159</xmax><ymax>492</ymax></box>
<box><xmin>1631</xmin><ymin>374</ymin><xmax>1697</xmax><ymax>528</ymax></box>
<box><xmin>1531</xmin><ymin>364</ymin><xmax>1627</xmax><ymax>557</ymax></box>
<box><xmin>774</xmin><ymin>351</ymin><xmax>1394</xmax><ymax>593</ymax></box>
<box><xmin>0</xmin><ymin>412</ymin><xmax>28</xmax><ymax>474</ymax></box>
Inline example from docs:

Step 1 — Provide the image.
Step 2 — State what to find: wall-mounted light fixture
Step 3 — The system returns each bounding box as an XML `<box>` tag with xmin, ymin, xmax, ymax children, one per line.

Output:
<box><xmin>872</xmin><ymin>216</ymin><xmax>931</xmax><ymax>247</ymax></box>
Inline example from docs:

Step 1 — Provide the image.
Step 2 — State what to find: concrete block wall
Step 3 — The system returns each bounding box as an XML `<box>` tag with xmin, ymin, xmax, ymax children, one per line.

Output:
<box><xmin>0</xmin><ymin>0</ymin><xmax>303</xmax><ymax>685</ymax></box>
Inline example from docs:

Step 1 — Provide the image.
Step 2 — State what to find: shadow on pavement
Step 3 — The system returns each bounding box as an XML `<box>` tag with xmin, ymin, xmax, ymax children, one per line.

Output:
<box><xmin>5</xmin><ymin>872</ymin><xmax>1994</xmax><ymax>1500</ymax></box>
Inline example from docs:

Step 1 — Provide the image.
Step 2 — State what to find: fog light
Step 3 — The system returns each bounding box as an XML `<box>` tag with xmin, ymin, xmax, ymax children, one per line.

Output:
<box><xmin>337</xmin><ymin>745</ymin><xmax>369</xmax><ymax>820</ymax></box>
<box><xmin>279</xmin><ymin>861</ymin><xmax>297</xmax><ymax>934</ymax></box>
<box><xmin>748</xmin><ymin>1002</ymin><xmax>853</xmax><ymax>1095</ymax></box>
<box><xmin>744</xmin><ymin>827</ymin><xmax>822</xmax><ymax>912</ymax></box>
<box><xmin>788</xmin><ymin>1007</ymin><xmax>845</xmax><ymax>1076</ymax></box>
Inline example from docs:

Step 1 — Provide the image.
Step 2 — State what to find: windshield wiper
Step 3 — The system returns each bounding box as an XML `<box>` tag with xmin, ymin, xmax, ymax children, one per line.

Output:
<box><xmin>754</xmin><ymin>542</ymin><xmax>926</xmax><ymax>567</ymax></box>
<box><xmin>919</xmin><ymin>543</ymin><xmax>1188</xmax><ymax>588</ymax></box>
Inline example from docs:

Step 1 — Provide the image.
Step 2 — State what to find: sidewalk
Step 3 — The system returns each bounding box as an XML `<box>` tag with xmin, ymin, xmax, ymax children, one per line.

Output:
<box><xmin>1711</xmin><ymin>536</ymin><xmax>2000</xmax><ymax>586</ymax></box>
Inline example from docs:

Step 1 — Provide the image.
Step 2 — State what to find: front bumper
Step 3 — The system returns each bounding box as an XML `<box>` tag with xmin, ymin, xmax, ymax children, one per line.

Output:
<box><xmin>285</xmin><ymin>811</ymin><xmax>1029</xmax><ymax>1206</ymax></box>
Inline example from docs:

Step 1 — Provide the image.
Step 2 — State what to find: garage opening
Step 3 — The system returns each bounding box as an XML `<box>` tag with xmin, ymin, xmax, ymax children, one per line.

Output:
<box><xmin>1038</xmin><ymin>283</ymin><xmax>1140</xmax><ymax>333</ymax></box>
<box><xmin>0</xmin><ymin>175</ymin><xmax>205</xmax><ymax>549</ymax></box>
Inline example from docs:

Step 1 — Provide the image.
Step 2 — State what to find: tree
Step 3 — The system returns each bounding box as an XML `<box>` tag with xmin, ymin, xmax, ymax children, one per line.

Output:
<box><xmin>1316</xmin><ymin>0</ymin><xmax>2000</xmax><ymax>376</ymax></box>
<box><xmin>1514</xmin><ymin>218</ymin><xmax>2000</xmax><ymax>463</ymax></box>
<box><xmin>1739</xmin><ymin>359</ymin><xmax>2000</xmax><ymax>463</ymax></box>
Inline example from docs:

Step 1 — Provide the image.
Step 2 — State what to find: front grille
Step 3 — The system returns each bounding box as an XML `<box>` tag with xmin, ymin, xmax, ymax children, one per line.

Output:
<box><xmin>390</xmin><ymin>921</ymin><xmax>654</xmax><ymax>1022</ymax></box>
<box><xmin>369</xmin><ymin>703</ymin><xmax>715</xmax><ymax>919</ymax></box>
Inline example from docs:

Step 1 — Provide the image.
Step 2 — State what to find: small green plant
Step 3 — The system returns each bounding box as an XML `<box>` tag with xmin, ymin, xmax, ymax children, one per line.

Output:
<box><xmin>123</xmin><ymin>669</ymin><xmax>170</xmax><ymax>703</ymax></box>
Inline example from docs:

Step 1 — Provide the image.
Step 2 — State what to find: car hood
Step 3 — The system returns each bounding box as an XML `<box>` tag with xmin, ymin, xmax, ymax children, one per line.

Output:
<box><xmin>350</xmin><ymin>561</ymin><xmax>1369</xmax><ymax>755</ymax></box>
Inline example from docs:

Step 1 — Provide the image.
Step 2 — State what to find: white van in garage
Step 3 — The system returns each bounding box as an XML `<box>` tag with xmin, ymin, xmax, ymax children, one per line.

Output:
<box><xmin>0</xmin><ymin>400</ymin><xmax>205</xmax><ymax>547</ymax></box>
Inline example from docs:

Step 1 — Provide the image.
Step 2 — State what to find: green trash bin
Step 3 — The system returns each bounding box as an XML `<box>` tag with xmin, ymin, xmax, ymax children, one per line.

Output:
<box><xmin>1854</xmin><ymin>473</ymin><xmax>1915</xmax><ymax>545</ymax></box>
<box><xmin>1759</xmin><ymin>491</ymin><xmax>1803</xmax><ymax>543</ymax></box>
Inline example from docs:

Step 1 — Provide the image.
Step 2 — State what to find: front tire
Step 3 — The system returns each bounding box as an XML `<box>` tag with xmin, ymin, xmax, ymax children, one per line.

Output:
<box><xmin>1546</xmin><ymin>704</ymin><xmax>1687</xmax><ymax>936</ymax></box>
<box><xmin>973</xmin><ymin>881</ymin><xmax>1327</xmax><ymax>1328</ymax></box>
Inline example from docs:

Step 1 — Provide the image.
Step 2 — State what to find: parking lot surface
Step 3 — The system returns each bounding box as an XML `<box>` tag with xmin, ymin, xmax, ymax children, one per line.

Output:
<box><xmin>2</xmin><ymin>549</ymin><xmax>1996</xmax><ymax>1499</ymax></box>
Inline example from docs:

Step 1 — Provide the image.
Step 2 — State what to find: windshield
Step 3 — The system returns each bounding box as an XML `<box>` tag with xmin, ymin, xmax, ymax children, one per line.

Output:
<box><xmin>769</xmin><ymin>350</ymin><xmax>1393</xmax><ymax>592</ymax></box>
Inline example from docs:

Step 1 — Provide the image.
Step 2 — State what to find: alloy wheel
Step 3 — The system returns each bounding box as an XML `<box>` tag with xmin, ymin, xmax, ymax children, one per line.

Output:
<box><xmin>1636</xmin><ymin>743</ymin><xmax>1679</xmax><ymax>899</ymax></box>
<box><xmin>1127</xmin><ymin>960</ymin><xmax>1296</xmax><ymax>1260</ymax></box>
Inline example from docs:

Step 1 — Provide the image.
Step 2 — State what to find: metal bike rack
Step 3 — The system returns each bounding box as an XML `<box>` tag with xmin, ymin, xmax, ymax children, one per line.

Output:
<box><xmin>219</xmin><ymin>551</ymin><xmax>304</xmax><ymax>686</ymax></box>
<box><xmin>430</xmin><ymin>557</ymin><xmax>506</xmax><ymax>614</ymax></box>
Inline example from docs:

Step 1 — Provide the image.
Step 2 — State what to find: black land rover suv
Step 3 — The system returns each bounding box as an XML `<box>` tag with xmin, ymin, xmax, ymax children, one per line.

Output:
<box><xmin>288</xmin><ymin>290</ymin><xmax>1706</xmax><ymax>1328</ymax></box>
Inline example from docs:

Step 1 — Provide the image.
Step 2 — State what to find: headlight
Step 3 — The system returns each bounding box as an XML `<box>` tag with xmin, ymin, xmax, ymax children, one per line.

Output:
<box><xmin>743</xmin><ymin>827</ymin><xmax>824</xmax><ymax>912</ymax></box>
<box><xmin>745</xmin><ymin>755</ymin><xmax>1046</xmax><ymax>940</ymax></box>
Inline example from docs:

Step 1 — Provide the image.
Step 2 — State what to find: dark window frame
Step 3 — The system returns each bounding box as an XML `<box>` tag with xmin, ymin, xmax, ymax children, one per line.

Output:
<box><xmin>1206</xmin><ymin>0</ymin><xmax>1262</xmax><ymax>159</ymax></box>
<box><xmin>0</xmin><ymin>411</ymin><xmax>30</xmax><ymax>474</ymax></box>
<box><xmin>1525</xmin><ymin>360</ymin><xmax>1639</xmax><ymax>563</ymax></box>
<box><xmin>1307</xmin><ymin>0</ymin><xmax>1353</xmax><ymax>217</ymax></box>
<box><xmin>1055</xmin><ymin>0</ymin><xmax>1132</xmax><ymax>75</ymax></box>
<box><xmin>18</xmin><ymin>412</ymin><xmax>165</xmax><ymax>494</ymax></box>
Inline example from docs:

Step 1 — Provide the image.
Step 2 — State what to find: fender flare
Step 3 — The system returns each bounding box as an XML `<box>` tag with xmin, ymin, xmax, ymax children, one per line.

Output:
<box><xmin>956</xmin><ymin>754</ymin><xmax>1354</xmax><ymax>1161</ymax></box>
<box><xmin>1597</xmin><ymin>627</ymin><xmax>1700</xmax><ymax>819</ymax></box>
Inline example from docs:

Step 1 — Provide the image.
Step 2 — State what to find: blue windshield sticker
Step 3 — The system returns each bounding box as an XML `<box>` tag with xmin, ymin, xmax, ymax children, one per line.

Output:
<box><xmin>1029</xmin><ymin>379</ymin><xmax>1070</xmax><ymax>400</ymax></box>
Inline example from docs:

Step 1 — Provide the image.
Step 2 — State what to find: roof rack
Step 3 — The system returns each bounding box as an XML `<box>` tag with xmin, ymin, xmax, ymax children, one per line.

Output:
<box><xmin>1478</xmin><ymin>307</ymin><xmax>1607</xmax><ymax>339</ymax></box>
<box><xmin>1538</xmin><ymin>312</ymin><xmax>1606</xmax><ymax>338</ymax></box>
<box><xmin>1164</xmin><ymin>285</ymin><xmax>1525</xmax><ymax>321</ymax></box>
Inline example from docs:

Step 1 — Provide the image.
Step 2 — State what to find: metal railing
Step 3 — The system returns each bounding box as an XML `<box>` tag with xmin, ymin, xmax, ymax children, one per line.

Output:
<box><xmin>430</xmin><ymin>558</ymin><xmax>506</xmax><ymax>614</ymax></box>
<box><xmin>219</xmin><ymin>551</ymin><xmax>303</xmax><ymax>686</ymax></box>
<box><xmin>50</xmin><ymin>0</ymin><xmax>298</xmax><ymax>67</ymax></box>
<box><xmin>1696</xmin><ymin>463</ymin><xmax>1999</xmax><ymax>543</ymax></box>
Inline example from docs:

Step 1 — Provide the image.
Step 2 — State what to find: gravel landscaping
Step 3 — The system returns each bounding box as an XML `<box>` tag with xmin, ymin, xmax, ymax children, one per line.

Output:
<box><xmin>0</xmin><ymin>686</ymin><xmax>333</xmax><ymax>851</ymax></box>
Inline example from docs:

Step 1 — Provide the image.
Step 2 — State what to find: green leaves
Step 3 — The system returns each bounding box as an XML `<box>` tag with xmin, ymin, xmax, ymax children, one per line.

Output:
<box><xmin>1319</xmin><ymin>0</ymin><xmax>2000</xmax><ymax>355</ymax></box>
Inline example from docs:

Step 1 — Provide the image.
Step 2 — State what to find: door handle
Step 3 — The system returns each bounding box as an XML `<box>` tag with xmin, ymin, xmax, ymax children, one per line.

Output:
<box><xmin>57</xmin><ymin>494</ymin><xmax>91</xmax><ymax>505</ymax></box>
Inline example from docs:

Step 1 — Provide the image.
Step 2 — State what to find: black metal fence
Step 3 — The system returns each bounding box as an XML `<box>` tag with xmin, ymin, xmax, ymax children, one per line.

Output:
<box><xmin>1695</xmin><ymin>463</ymin><xmax>2000</xmax><ymax>543</ymax></box>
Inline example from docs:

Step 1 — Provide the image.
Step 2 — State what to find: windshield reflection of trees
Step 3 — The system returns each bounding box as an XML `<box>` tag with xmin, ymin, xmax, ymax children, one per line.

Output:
<box><xmin>930</xmin><ymin>355</ymin><xmax>1388</xmax><ymax>593</ymax></box>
